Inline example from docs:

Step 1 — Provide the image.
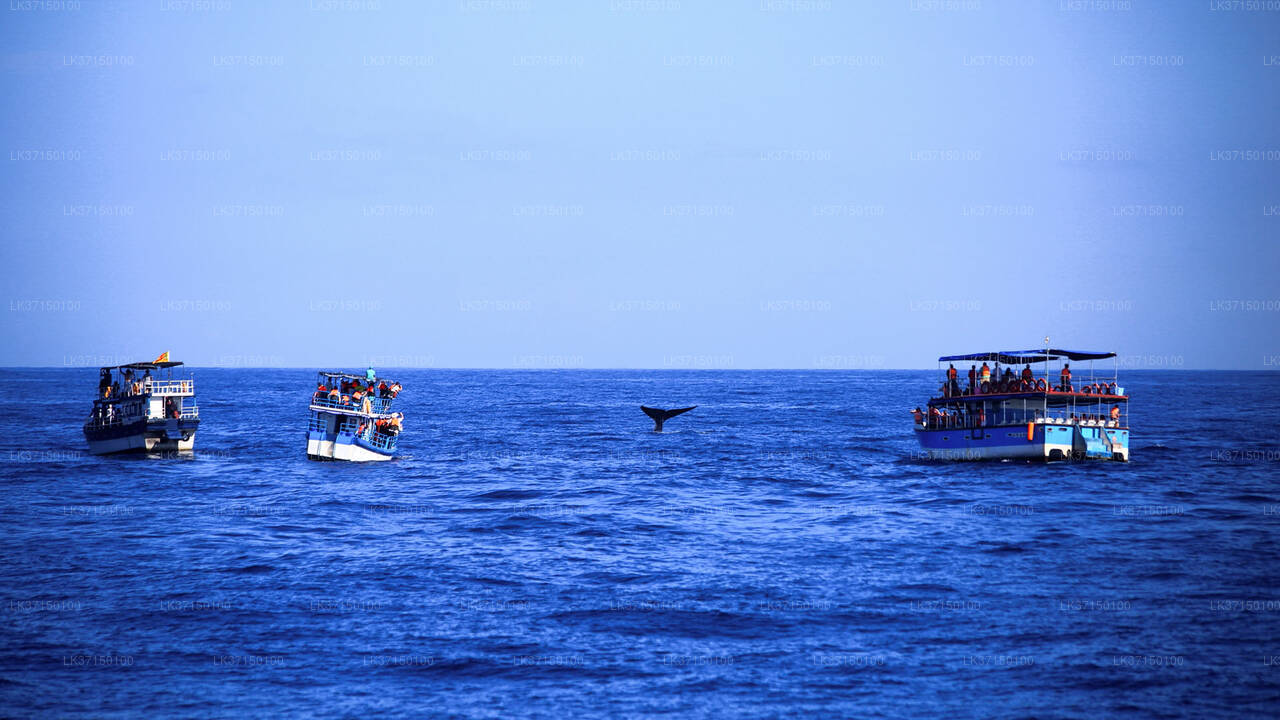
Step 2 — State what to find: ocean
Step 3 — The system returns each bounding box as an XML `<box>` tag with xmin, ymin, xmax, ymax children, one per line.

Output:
<box><xmin>2</xmin><ymin>369</ymin><xmax>1279</xmax><ymax>718</ymax></box>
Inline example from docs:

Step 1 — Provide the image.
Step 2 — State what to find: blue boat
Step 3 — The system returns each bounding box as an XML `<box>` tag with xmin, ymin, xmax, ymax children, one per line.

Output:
<box><xmin>912</xmin><ymin>347</ymin><xmax>1129</xmax><ymax>461</ymax></box>
<box><xmin>305</xmin><ymin>371</ymin><xmax>403</xmax><ymax>462</ymax></box>
<box><xmin>83</xmin><ymin>357</ymin><xmax>200</xmax><ymax>455</ymax></box>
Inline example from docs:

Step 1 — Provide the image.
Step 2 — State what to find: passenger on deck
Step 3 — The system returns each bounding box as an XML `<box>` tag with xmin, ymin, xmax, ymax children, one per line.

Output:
<box><xmin>911</xmin><ymin>407</ymin><xmax>924</xmax><ymax>425</ymax></box>
<box><xmin>314</xmin><ymin>383</ymin><xmax>328</xmax><ymax>400</ymax></box>
<box><xmin>980</xmin><ymin>362</ymin><xmax>991</xmax><ymax>384</ymax></box>
<box><xmin>1110</xmin><ymin>406</ymin><xmax>1120</xmax><ymax>423</ymax></box>
<box><xmin>967</xmin><ymin>365</ymin><xmax>977</xmax><ymax>392</ymax></box>
<box><xmin>328</xmin><ymin>387</ymin><xmax>340</xmax><ymax>401</ymax></box>
<box><xmin>928</xmin><ymin>406</ymin><xmax>941</xmax><ymax>428</ymax></box>
<box><xmin>99</xmin><ymin>369</ymin><xmax>111</xmax><ymax>396</ymax></box>
<box><xmin>378</xmin><ymin>381</ymin><xmax>390</xmax><ymax>398</ymax></box>
<box><xmin>390</xmin><ymin>382</ymin><xmax>402</xmax><ymax>398</ymax></box>
<box><xmin>1060</xmin><ymin>364</ymin><xmax>1072</xmax><ymax>392</ymax></box>
<box><xmin>367</xmin><ymin>366</ymin><xmax>376</xmax><ymax>383</ymax></box>
<box><xmin>1021</xmin><ymin>364</ymin><xmax>1033</xmax><ymax>382</ymax></box>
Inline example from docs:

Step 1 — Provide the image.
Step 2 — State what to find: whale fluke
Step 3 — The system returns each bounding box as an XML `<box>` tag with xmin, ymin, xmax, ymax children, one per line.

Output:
<box><xmin>641</xmin><ymin>405</ymin><xmax>696</xmax><ymax>432</ymax></box>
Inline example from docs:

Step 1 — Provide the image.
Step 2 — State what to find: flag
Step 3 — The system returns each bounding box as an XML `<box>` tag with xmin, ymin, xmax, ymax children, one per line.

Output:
<box><xmin>154</xmin><ymin>351</ymin><xmax>170</xmax><ymax>363</ymax></box>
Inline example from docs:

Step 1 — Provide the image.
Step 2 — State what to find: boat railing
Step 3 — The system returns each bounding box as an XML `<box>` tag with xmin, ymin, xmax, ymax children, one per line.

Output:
<box><xmin>85</xmin><ymin>414</ymin><xmax>125</xmax><ymax>429</ymax></box>
<box><xmin>146</xmin><ymin>379</ymin><xmax>194</xmax><ymax>395</ymax></box>
<box><xmin>310</xmin><ymin>394</ymin><xmax>395</xmax><ymax>415</ymax></box>
<box><xmin>360</xmin><ymin>429</ymin><xmax>399</xmax><ymax>452</ymax></box>
<box><xmin>179</xmin><ymin>405</ymin><xmax>199</xmax><ymax>419</ymax></box>
<box><xmin>923</xmin><ymin>414</ymin><xmax>1124</xmax><ymax>430</ymax></box>
<box><xmin>940</xmin><ymin>380</ymin><xmax>1125</xmax><ymax>399</ymax></box>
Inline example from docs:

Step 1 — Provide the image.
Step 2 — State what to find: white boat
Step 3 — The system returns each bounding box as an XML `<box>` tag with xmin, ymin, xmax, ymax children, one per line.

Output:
<box><xmin>305</xmin><ymin>371</ymin><xmax>403</xmax><ymax>462</ymax></box>
<box><xmin>83</xmin><ymin>356</ymin><xmax>199</xmax><ymax>455</ymax></box>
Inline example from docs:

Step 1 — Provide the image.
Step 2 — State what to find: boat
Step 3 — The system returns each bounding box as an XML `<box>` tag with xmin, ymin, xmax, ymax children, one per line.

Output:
<box><xmin>305</xmin><ymin>371</ymin><xmax>403</xmax><ymax>462</ymax></box>
<box><xmin>83</xmin><ymin>353</ymin><xmax>200</xmax><ymax>455</ymax></box>
<box><xmin>912</xmin><ymin>347</ymin><xmax>1129</xmax><ymax>461</ymax></box>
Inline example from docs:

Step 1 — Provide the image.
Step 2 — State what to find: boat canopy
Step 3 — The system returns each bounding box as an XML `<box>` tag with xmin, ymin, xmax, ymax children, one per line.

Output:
<box><xmin>318</xmin><ymin>370</ymin><xmax>368</xmax><ymax>380</ymax></box>
<box><xmin>937</xmin><ymin>349</ymin><xmax>1116</xmax><ymax>364</ymax></box>
<box><xmin>103</xmin><ymin>361</ymin><xmax>185</xmax><ymax>371</ymax></box>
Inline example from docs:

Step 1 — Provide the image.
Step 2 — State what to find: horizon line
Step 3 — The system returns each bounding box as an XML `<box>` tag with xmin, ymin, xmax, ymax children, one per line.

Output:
<box><xmin>2</xmin><ymin>366</ymin><xmax>1269</xmax><ymax>372</ymax></box>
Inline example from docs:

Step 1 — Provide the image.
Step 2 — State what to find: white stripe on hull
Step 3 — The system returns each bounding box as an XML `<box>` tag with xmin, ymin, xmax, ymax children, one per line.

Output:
<box><xmin>307</xmin><ymin>438</ymin><xmax>391</xmax><ymax>462</ymax></box>
<box><xmin>921</xmin><ymin>441</ymin><xmax>1073</xmax><ymax>461</ymax></box>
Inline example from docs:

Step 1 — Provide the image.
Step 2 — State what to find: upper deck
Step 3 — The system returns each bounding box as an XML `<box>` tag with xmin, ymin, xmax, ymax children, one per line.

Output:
<box><xmin>310</xmin><ymin>395</ymin><xmax>396</xmax><ymax>417</ymax></box>
<box><xmin>927</xmin><ymin>346</ymin><xmax>1128</xmax><ymax>410</ymax></box>
<box><xmin>929</xmin><ymin>387</ymin><xmax>1127</xmax><ymax>407</ymax></box>
<box><xmin>310</xmin><ymin>370</ymin><xmax>401</xmax><ymax>418</ymax></box>
<box><xmin>95</xmin><ymin>359</ymin><xmax>196</xmax><ymax>403</ymax></box>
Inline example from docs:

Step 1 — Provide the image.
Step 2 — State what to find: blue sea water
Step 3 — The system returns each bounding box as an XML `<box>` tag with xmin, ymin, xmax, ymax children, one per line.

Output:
<box><xmin>2</xmin><ymin>369</ymin><xmax>1279</xmax><ymax>718</ymax></box>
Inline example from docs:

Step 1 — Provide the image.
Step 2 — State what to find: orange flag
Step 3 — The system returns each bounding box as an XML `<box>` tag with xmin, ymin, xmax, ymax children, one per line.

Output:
<box><xmin>153</xmin><ymin>351</ymin><xmax>170</xmax><ymax>363</ymax></box>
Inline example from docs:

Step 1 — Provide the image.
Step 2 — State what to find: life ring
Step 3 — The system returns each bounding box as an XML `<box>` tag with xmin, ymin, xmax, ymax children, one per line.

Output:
<box><xmin>980</xmin><ymin>381</ymin><xmax>990</xmax><ymax>394</ymax></box>
<box><xmin>1021</xmin><ymin>379</ymin><xmax>1031</xmax><ymax>391</ymax></box>
<box><xmin>1108</xmin><ymin>383</ymin><xmax>1117</xmax><ymax>395</ymax></box>
<box><xmin>1082</xmin><ymin>386</ymin><xmax>1092</xmax><ymax>395</ymax></box>
<box><xmin>1036</xmin><ymin>378</ymin><xmax>1047</xmax><ymax>391</ymax></box>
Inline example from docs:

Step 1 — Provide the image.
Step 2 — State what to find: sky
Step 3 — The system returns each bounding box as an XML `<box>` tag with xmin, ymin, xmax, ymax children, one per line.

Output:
<box><xmin>1</xmin><ymin>0</ymin><xmax>1277</xmax><ymax>369</ymax></box>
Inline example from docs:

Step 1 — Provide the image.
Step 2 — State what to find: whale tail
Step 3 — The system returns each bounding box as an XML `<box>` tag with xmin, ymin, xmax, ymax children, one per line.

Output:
<box><xmin>641</xmin><ymin>405</ymin><xmax>696</xmax><ymax>432</ymax></box>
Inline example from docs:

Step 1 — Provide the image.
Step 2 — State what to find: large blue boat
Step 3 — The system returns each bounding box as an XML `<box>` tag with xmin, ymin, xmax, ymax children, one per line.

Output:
<box><xmin>913</xmin><ymin>347</ymin><xmax>1129</xmax><ymax>461</ymax></box>
<box><xmin>305</xmin><ymin>371</ymin><xmax>403</xmax><ymax>462</ymax></box>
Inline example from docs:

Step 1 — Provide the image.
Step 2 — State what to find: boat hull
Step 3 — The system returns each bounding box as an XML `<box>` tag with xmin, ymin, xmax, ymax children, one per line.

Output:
<box><xmin>915</xmin><ymin>422</ymin><xmax>1128</xmax><ymax>461</ymax></box>
<box><xmin>84</xmin><ymin>419</ymin><xmax>199</xmax><ymax>456</ymax></box>
<box><xmin>306</xmin><ymin>433</ymin><xmax>393</xmax><ymax>462</ymax></box>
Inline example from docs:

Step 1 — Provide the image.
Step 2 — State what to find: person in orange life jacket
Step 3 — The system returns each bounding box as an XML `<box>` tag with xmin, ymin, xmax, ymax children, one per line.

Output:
<box><xmin>911</xmin><ymin>407</ymin><xmax>924</xmax><ymax>425</ymax></box>
<box><xmin>979</xmin><ymin>362</ymin><xmax>991</xmax><ymax>383</ymax></box>
<box><xmin>1021</xmin><ymin>364</ymin><xmax>1033</xmax><ymax>382</ymax></box>
<box><xmin>1110</xmin><ymin>406</ymin><xmax>1120</xmax><ymax>422</ymax></box>
<box><xmin>1060</xmin><ymin>363</ymin><xmax>1072</xmax><ymax>391</ymax></box>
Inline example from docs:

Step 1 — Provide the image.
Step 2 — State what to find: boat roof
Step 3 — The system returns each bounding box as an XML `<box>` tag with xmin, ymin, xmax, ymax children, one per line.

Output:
<box><xmin>317</xmin><ymin>370</ymin><xmax>396</xmax><ymax>382</ymax></box>
<box><xmin>938</xmin><ymin>349</ymin><xmax>1116</xmax><ymax>364</ymax></box>
<box><xmin>102</xmin><ymin>361</ymin><xmax>184</xmax><ymax>371</ymax></box>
